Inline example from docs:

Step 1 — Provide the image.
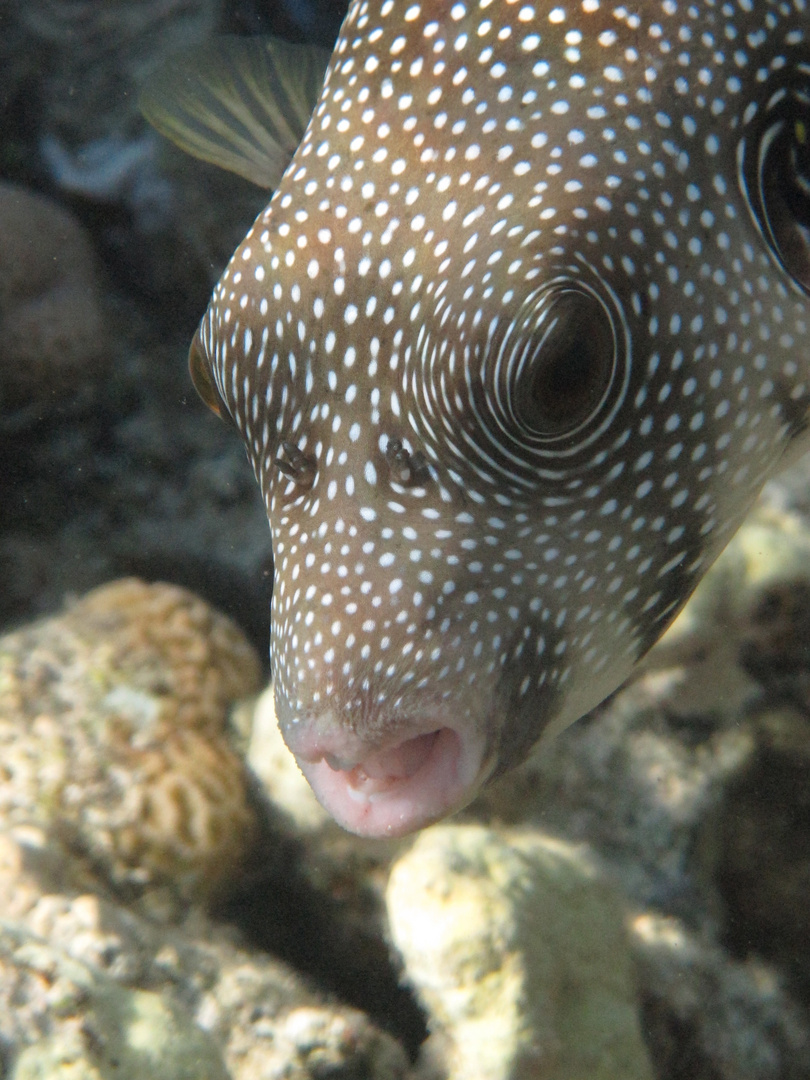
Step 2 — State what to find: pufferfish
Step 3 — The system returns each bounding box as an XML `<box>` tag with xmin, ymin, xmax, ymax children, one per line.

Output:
<box><xmin>142</xmin><ymin>0</ymin><xmax>810</xmax><ymax>837</ymax></box>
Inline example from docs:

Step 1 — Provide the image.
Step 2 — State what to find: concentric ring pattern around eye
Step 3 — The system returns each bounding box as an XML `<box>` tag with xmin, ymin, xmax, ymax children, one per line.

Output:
<box><xmin>739</xmin><ymin>65</ymin><xmax>810</xmax><ymax>295</ymax></box>
<box><xmin>413</xmin><ymin>269</ymin><xmax>631</xmax><ymax>490</ymax></box>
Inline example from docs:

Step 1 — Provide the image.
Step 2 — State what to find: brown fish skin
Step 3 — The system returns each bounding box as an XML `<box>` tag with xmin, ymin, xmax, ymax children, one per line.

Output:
<box><xmin>191</xmin><ymin>0</ymin><xmax>810</xmax><ymax>836</ymax></box>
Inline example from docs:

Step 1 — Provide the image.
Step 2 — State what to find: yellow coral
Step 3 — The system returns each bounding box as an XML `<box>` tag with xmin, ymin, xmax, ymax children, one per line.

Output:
<box><xmin>66</xmin><ymin>577</ymin><xmax>262</xmax><ymax>733</ymax></box>
<box><xmin>0</xmin><ymin>579</ymin><xmax>263</xmax><ymax>905</ymax></box>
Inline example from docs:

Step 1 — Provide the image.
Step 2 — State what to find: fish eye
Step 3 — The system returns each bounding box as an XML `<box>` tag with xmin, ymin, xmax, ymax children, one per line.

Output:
<box><xmin>415</xmin><ymin>277</ymin><xmax>630</xmax><ymax>489</ymax></box>
<box><xmin>512</xmin><ymin>290</ymin><xmax>615</xmax><ymax>437</ymax></box>
<box><xmin>740</xmin><ymin>80</ymin><xmax>810</xmax><ymax>295</ymax></box>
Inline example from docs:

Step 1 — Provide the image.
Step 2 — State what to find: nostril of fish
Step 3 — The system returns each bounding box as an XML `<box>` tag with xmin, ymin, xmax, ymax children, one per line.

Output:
<box><xmin>384</xmin><ymin>437</ymin><xmax>431</xmax><ymax>487</ymax></box>
<box><xmin>273</xmin><ymin>441</ymin><xmax>317</xmax><ymax>489</ymax></box>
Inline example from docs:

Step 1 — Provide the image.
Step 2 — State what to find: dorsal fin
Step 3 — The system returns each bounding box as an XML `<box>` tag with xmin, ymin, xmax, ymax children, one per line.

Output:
<box><xmin>139</xmin><ymin>35</ymin><xmax>331</xmax><ymax>189</ymax></box>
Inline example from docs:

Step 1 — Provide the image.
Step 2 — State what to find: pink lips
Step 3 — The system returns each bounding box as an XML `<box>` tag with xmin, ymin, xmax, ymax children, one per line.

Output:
<box><xmin>286</xmin><ymin>723</ymin><xmax>488</xmax><ymax>837</ymax></box>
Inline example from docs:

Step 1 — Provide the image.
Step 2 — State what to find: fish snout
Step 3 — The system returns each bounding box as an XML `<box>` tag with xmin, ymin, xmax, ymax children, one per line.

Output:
<box><xmin>279</xmin><ymin>704</ymin><xmax>491</xmax><ymax>837</ymax></box>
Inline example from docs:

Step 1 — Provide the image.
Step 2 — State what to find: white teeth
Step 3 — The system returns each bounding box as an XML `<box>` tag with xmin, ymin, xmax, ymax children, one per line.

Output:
<box><xmin>345</xmin><ymin>767</ymin><xmax>399</xmax><ymax>798</ymax></box>
<box><xmin>344</xmin><ymin>782</ymin><xmax>388</xmax><ymax>805</ymax></box>
<box><xmin>346</xmin><ymin>783</ymin><xmax>371</xmax><ymax>803</ymax></box>
<box><xmin>343</xmin><ymin>771</ymin><xmax>392</xmax><ymax>801</ymax></box>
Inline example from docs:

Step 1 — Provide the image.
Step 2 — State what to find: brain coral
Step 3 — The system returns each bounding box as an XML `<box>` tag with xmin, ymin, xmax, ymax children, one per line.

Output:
<box><xmin>0</xmin><ymin>578</ymin><xmax>263</xmax><ymax>904</ymax></box>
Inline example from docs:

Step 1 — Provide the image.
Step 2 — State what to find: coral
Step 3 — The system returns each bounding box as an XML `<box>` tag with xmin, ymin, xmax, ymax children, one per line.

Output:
<box><xmin>4</xmin><ymin>923</ymin><xmax>230</xmax><ymax>1080</ymax></box>
<box><xmin>386</xmin><ymin>824</ymin><xmax>655</xmax><ymax>1080</ymax></box>
<box><xmin>0</xmin><ymin>181</ymin><xmax>109</xmax><ymax>416</ymax></box>
<box><xmin>68</xmin><ymin>576</ymin><xmax>263</xmax><ymax>732</ymax></box>
<box><xmin>0</xmin><ymin>578</ymin><xmax>263</xmax><ymax>904</ymax></box>
<box><xmin>0</xmin><ymin>829</ymin><xmax>412</xmax><ymax>1080</ymax></box>
<box><xmin>633</xmin><ymin>912</ymin><xmax>810</xmax><ymax>1080</ymax></box>
<box><xmin>455</xmin><ymin>509</ymin><xmax>810</xmax><ymax>1078</ymax></box>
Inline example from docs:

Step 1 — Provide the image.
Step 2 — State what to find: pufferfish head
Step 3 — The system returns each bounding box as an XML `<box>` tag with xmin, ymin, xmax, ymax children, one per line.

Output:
<box><xmin>143</xmin><ymin>1</ymin><xmax>810</xmax><ymax>836</ymax></box>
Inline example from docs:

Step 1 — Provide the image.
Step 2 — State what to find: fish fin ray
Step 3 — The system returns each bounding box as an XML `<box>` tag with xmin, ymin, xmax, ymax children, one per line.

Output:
<box><xmin>138</xmin><ymin>35</ymin><xmax>330</xmax><ymax>188</ymax></box>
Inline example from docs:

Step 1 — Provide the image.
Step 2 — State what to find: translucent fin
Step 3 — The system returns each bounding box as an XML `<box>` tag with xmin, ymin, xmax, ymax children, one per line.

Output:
<box><xmin>139</xmin><ymin>35</ymin><xmax>331</xmax><ymax>188</ymax></box>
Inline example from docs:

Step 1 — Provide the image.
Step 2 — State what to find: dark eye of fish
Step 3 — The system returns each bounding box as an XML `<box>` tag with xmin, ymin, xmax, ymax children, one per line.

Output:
<box><xmin>141</xmin><ymin>2</ymin><xmax>810</xmax><ymax>840</ymax></box>
<box><xmin>510</xmin><ymin>289</ymin><xmax>616</xmax><ymax>438</ymax></box>
<box><xmin>741</xmin><ymin>76</ymin><xmax>810</xmax><ymax>294</ymax></box>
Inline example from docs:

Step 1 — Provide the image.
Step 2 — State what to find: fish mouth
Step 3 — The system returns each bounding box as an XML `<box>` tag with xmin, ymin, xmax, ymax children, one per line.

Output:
<box><xmin>286</xmin><ymin>722</ymin><xmax>489</xmax><ymax>837</ymax></box>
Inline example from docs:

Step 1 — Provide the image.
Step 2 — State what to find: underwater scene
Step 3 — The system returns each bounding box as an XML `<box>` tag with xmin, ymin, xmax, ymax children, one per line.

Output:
<box><xmin>2</xmin><ymin>0</ymin><xmax>810</xmax><ymax>1076</ymax></box>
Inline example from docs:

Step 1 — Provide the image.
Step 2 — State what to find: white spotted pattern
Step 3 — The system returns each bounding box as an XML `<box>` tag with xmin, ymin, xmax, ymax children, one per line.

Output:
<box><xmin>196</xmin><ymin>0</ymin><xmax>810</xmax><ymax>772</ymax></box>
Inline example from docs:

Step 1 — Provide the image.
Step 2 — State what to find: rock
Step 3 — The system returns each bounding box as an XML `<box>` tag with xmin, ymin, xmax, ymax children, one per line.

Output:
<box><xmin>0</xmin><ymin>0</ymin><xmax>267</xmax><ymax>317</ymax></box>
<box><xmin>0</xmin><ymin>891</ymin><xmax>230</xmax><ymax>1080</ymax></box>
<box><xmin>221</xmin><ymin>1002</ymin><xmax>412</xmax><ymax>1080</ymax></box>
<box><xmin>12</xmin><ymin>0</ymin><xmax>217</xmax><ymax>150</ymax></box>
<box><xmin>6</xmin><ymin>933</ymin><xmax>230</xmax><ymax>1080</ymax></box>
<box><xmin>0</xmin><ymin>828</ymin><xmax>411</xmax><ymax>1080</ymax></box>
<box><xmin>386</xmin><ymin>824</ymin><xmax>655</xmax><ymax>1080</ymax></box>
<box><xmin>0</xmin><ymin>578</ymin><xmax>263</xmax><ymax>906</ymax></box>
<box><xmin>0</xmin><ymin>182</ymin><xmax>109</xmax><ymax>419</ymax></box>
<box><xmin>632</xmin><ymin>912</ymin><xmax>810</xmax><ymax>1080</ymax></box>
<box><xmin>713</xmin><ymin>709</ymin><xmax>810</xmax><ymax>1004</ymax></box>
<box><xmin>634</xmin><ymin>507</ymin><xmax>810</xmax><ymax>720</ymax></box>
